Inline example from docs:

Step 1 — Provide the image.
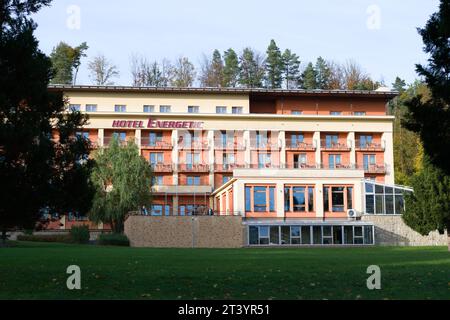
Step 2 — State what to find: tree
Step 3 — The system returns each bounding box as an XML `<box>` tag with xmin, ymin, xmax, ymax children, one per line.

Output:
<box><xmin>403</xmin><ymin>156</ymin><xmax>450</xmax><ymax>241</ymax></box>
<box><xmin>130</xmin><ymin>55</ymin><xmax>172</xmax><ymax>87</ymax></box>
<box><xmin>342</xmin><ymin>60</ymin><xmax>373</xmax><ymax>90</ymax></box>
<box><xmin>89</xmin><ymin>137</ymin><xmax>153</xmax><ymax>233</ymax></box>
<box><xmin>315</xmin><ymin>57</ymin><xmax>331</xmax><ymax>89</ymax></box>
<box><xmin>222</xmin><ymin>48</ymin><xmax>239</xmax><ymax>87</ymax></box>
<box><xmin>392</xmin><ymin>77</ymin><xmax>407</xmax><ymax>93</ymax></box>
<box><xmin>238</xmin><ymin>47</ymin><xmax>265</xmax><ymax>88</ymax></box>
<box><xmin>171</xmin><ymin>56</ymin><xmax>196</xmax><ymax>87</ymax></box>
<box><xmin>300</xmin><ymin>62</ymin><xmax>317</xmax><ymax>89</ymax></box>
<box><xmin>265</xmin><ymin>40</ymin><xmax>283</xmax><ymax>88</ymax></box>
<box><xmin>403</xmin><ymin>0</ymin><xmax>450</xmax><ymax>175</ymax></box>
<box><xmin>0</xmin><ymin>0</ymin><xmax>93</xmax><ymax>243</ymax></box>
<box><xmin>87</xmin><ymin>54</ymin><xmax>119</xmax><ymax>85</ymax></box>
<box><xmin>328</xmin><ymin>61</ymin><xmax>345</xmax><ymax>89</ymax></box>
<box><xmin>199</xmin><ymin>49</ymin><xmax>224</xmax><ymax>87</ymax></box>
<box><xmin>49</xmin><ymin>41</ymin><xmax>88</xmax><ymax>85</ymax></box>
<box><xmin>281</xmin><ymin>49</ymin><xmax>300</xmax><ymax>89</ymax></box>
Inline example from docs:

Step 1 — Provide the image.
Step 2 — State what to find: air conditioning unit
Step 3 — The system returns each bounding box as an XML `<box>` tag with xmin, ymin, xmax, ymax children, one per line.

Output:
<box><xmin>347</xmin><ymin>209</ymin><xmax>362</xmax><ymax>219</ymax></box>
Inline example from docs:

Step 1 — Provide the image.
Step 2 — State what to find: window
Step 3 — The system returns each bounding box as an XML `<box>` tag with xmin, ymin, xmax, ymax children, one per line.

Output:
<box><xmin>330</xmin><ymin>111</ymin><xmax>342</xmax><ymax>115</ymax></box>
<box><xmin>76</xmin><ymin>132</ymin><xmax>90</xmax><ymax>140</ymax></box>
<box><xmin>222</xmin><ymin>176</ymin><xmax>232</xmax><ymax>185</ymax></box>
<box><xmin>86</xmin><ymin>104</ymin><xmax>97</xmax><ymax>112</ymax></box>
<box><xmin>113</xmin><ymin>132</ymin><xmax>126</xmax><ymax>142</ymax></box>
<box><xmin>232</xmin><ymin>107</ymin><xmax>243</xmax><ymax>114</ymax></box>
<box><xmin>354</xmin><ymin>111</ymin><xmax>366</xmax><ymax>116</ymax></box>
<box><xmin>222</xmin><ymin>153</ymin><xmax>235</xmax><ymax>166</ymax></box>
<box><xmin>363</xmin><ymin>154</ymin><xmax>376</xmax><ymax>170</ymax></box>
<box><xmin>255</xmin><ymin>132</ymin><xmax>269</xmax><ymax>148</ymax></box>
<box><xmin>149</xmin><ymin>153</ymin><xmax>164</xmax><ymax>165</ymax></box>
<box><xmin>186</xmin><ymin>152</ymin><xmax>200</xmax><ymax>167</ymax></box>
<box><xmin>245</xmin><ymin>185</ymin><xmax>276</xmax><ymax>212</ymax></box>
<box><xmin>152</xmin><ymin>176</ymin><xmax>164</xmax><ymax>185</ymax></box>
<box><xmin>294</xmin><ymin>154</ymin><xmax>307</xmax><ymax>168</ymax></box>
<box><xmin>258</xmin><ymin>153</ymin><xmax>271</xmax><ymax>168</ymax></box>
<box><xmin>216</xmin><ymin>106</ymin><xmax>227</xmax><ymax>114</ymax></box>
<box><xmin>325</xmin><ymin>135</ymin><xmax>339</xmax><ymax>148</ymax></box>
<box><xmin>187</xmin><ymin>176</ymin><xmax>201</xmax><ymax>186</ymax></box>
<box><xmin>323</xmin><ymin>185</ymin><xmax>353</xmax><ymax>213</ymax></box>
<box><xmin>143</xmin><ymin>105</ymin><xmax>155</xmax><ymax>113</ymax></box>
<box><xmin>291</xmin><ymin>110</ymin><xmax>303</xmax><ymax>115</ymax></box>
<box><xmin>188</xmin><ymin>106</ymin><xmax>199</xmax><ymax>113</ymax></box>
<box><xmin>364</xmin><ymin>181</ymin><xmax>411</xmax><ymax>215</ymax></box>
<box><xmin>328</xmin><ymin>154</ymin><xmax>342</xmax><ymax>168</ymax></box>
<box><xmin>150</xmin><ymin>204</ymin><xmax>171</xmax><ymax>216</ymax></box>
<box><xmin>218</xmin><ymin>131</ymin><xmax>235</xmax><ymax>148</ymax></box>
<box><xmin>148</xmin><ymin>132</ymin><xmax>163</xmax><ymax>146</ymax></box>
<box><xmin>284</xmin><ymin>186</ymin><xmax>315</xmax><ymax>212</ymax></box>
<box><xmin>291</xmin><ymin>134</ymin><xmax>304</xmax><ymax>146</ymax></box>
<box><xmin>69</xmin><ymin>104</ymin><xmax>81</xmax><ymax>112</ymax></box>
<box><xmin>114</xmin><ymin>105</ymin><xmax>126</xmax><ymax>112</ymax></box>
<box><xmin>160</xmin><ymin>105</ymin><xmax>171</xmax><ymax>113</ymax></box>
<box><xmin>359</xmin><ymin>135</ymin><xmax>373</xmax><ymax>147</ymax></box>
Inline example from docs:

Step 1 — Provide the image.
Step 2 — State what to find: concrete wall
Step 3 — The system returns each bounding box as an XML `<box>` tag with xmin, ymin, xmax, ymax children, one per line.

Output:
<box><xmin>362</xmin><ymin>215</ymin><xmax>448</xmax><ymax>246</ymax></box>
<box><xmin>125</xmin><ymin>216</ymin><xmax>245</xmax><ymax>248</ymax></box>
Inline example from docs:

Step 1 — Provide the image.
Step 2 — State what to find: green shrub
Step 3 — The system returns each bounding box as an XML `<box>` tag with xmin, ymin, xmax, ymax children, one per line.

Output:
<box><xmin>97</xmin><ymin>233</ymin><xmax>130</xmax><ymax>246</ymax></box>
<box><xmin>24</xmin><ymin>229</ymin><xmax>34</xmax><ymax>235</ymax></box>
<box><xmin>69</xmin><ymin>226</ymin><xmax>90</xmax><ymax>244</ymax></box>
<box><xmin>17</xmin><ymin>234</ymin><xmax>70</xmax><ymax>243</ymax></box>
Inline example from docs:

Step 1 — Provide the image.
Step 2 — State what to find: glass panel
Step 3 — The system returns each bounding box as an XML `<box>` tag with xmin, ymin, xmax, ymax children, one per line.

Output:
<box><xmin>308</xmin><ymin>187</ymin><xmax>314</xmax><ymax>211</ymax></box>
<box><xmin>269</xmin><ymin>187</ymin><xmax>275</xmax><ymax>212</ymax></box>
<box><xmin>365</xmin><ymin>182</ymin><xmax>374</xmax><ymax>193</ymax></box>
<box><xmin>245</xmin><ymin>187</ymin><xmax>251</xmax><ymax>212</ymax></box>
<box><xmin>249</xmin><ymin>226</ymin><xmax>258</xmax><ymax>245</ymax></box>
<box><xmin>375</xmin><ymin>195</ymin><xmax>384</xmax><ymax>214</ymax></box>
<box><xmin>332</xmin><ymin>187</ymin><xmax>345</xmax><ymax>212</ymax></box>
<box><xmin>354</xmin><ymin>226</ymin><xmax>363</xmax><ymax>237</ymax></box>
<box><xmin>259</xmin><ymin>226</ymin><xmax>269</xmax><ymax>238</ymax></box>
<box><xmin>395</xmin><ymin>195</ymin><xmax>405</xmax><ymax>214</ymax></box>
<box><xmin>385</xmin><ymin>187</ymin><xmax>394</xmax><ymax>194</ymax></box>
<box><xmin>312</xmin><ymin>226</ymin><xmax>322</xmax><ymax>244</ymax></box>
<box><xmin>385</xmin><ymin>195</ymin><xmax>394</xmax><ymax>214</ymax></box>
<box><xmin>364</xmin><ymin>226</ymin><xmax>373</xmax><ymax>244</ymax></box>
<box><xmin>347</xmin><ymin>187</ymin><xmax>353</xmax><ymax>209</ymax></box>
<box><xmin>284</xmin><ymin>187</ymin><xmax>290</xmax><ymax>211</ymax></box>
<box><xmin>270</xmin><ymin>226</ymin><xmax>279</xmax><ymax>245</ymax></box>
<box><xmin>281</xmin><ymin>226</ymin><xmax>291</xmax><ymax>245</ymax></box>
<box><xmin>333</xmin><ymin>226</ymin><xmax>343</xmax><ymax>244</ymax></box>
<box><xmin>375</xmin><ymin>184</ymin><xmax>384</xmax><ymax>194</ymax></box>
<box><xmin>292</xmin><ymin>187</ymin><xmax>306</xmax><ymax>212</ymax></box>
<box><xmin>322</xmin><ymin>226</ymin><xmax>332</xmax><ymax>237</ymax></box>
<box><xmin>323</xmin><ymin>237</ymin><xmax>333</xmax><ymax>245</ymax></box>
<box><xmin>354</xmin><ymin>238</ymin><xmax>364</xmax><ymax>245</ymax></box>
<box><xmin>344</xmin><ymin>226</ymin><xmax>353</xmax><ymax>244</ymax></box>
<box><xmin>290</xmin><ymin>226</ymin><xmax>300</xmax><ymax>245</ymax></box>
<box><xmin>301</xmin><ymin>226</ymin><xmax>311</xmax><ymax>245</ymax></box>
<box><xmin>323</xmin><ymin>187</ymin><xmax>329</xmax><ymax>212</ymax></box>
<box><xmin>254</xmin><ymin>186</ymin><xmax>267</xmax><ymax>212</ymax></box>
<box><xmin>366</xmin><ymin>195</ymin><xmax>375</xmax><ymax>214</ymax></box>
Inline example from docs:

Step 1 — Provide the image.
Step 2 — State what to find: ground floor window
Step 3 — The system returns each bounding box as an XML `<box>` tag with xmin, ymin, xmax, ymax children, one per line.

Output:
<box><xmin>284</xmin><ymin>185</ymin><xmax>315</xmax><ymax>212</ymax></box>
<box><xmin>149</xmin><ymin>205</ymin><xmax>171</xmax><ymax>216</ymax></box>
<box><xmin>323</xmin><ymin>185</ymin><xmax>353</xmax><ymax>213</ymax></box>
<box><xmin>248</xmin><ymin>224</ymin><xmax>374</xmax><ymax>246</ymax></box>
<box><xmin>364</xmin><ymin>181</ymin><xmax>412</xmax><ymax>215</ymax></box>
<box><xmin>179</xmin><ymin>205</ymin><xmax>208</xmax><ymax>216</ymax></box>
<box><xmin>245</xmin><ymin>185</ymin><xmax>276</xmax><ymax>213</ymax></box>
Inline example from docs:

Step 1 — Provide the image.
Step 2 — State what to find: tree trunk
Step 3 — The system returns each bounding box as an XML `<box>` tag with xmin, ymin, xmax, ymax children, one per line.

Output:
<box><xmin>1</xmin><ymin>228</ymin><xmax>7</xmax><ymax>246</ymax></box>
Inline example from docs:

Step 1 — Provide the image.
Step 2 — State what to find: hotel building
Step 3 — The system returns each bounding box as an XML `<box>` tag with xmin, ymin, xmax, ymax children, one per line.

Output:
<box><xmin>47</xmin><ymin>85</ymin><xmax>426</xmax><ymax>246</ymax></box>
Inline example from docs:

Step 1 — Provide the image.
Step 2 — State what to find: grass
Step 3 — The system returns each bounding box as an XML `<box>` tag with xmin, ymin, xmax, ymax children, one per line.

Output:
<box><xmin>0</xmin><ymin>242</ymin><xmax>449</xmax><ymax>300</ymax></box>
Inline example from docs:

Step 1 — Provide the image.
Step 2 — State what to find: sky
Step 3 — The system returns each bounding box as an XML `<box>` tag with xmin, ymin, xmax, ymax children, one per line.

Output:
<box><xmin>32</xmin><ymin>0</ymin><xmax>441</xmax><ymax>88</ymax></box>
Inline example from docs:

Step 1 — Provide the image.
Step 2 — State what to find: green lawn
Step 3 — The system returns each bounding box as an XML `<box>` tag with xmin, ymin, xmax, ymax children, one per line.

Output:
<box><xmin>0</xmin><ymin>242</ymin><xmax>449</xmax><ymax>300</ymax></box>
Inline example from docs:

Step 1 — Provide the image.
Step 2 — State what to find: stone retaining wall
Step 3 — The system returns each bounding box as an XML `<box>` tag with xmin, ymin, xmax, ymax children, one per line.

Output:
<box><xmin>362</xmin><ymin>215</ymin><xmax>448</xmax><ymax>246</ymax></box>
<box><xmin>124</xmin><ymin>216</ymin><xmax>245</xmax><ymax>248</ymax></box>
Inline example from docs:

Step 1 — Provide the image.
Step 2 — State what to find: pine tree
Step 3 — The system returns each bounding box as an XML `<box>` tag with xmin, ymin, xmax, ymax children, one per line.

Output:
<box><xmin>238</xmin><ymin>47</ymin><xmax>265</xmax><ymax>88</ymax></box>
<box><xmin>300</xmin><ymin>62</ymin><xmax>318</xmax><ymax>89</ymax></box>
<box><xmin>392</xmin><ymin>76</ymin><xmax>407</xmax><ymax>93</ymax></box>
<box><xmin>315</xmin><ymin>57</ymin><xmax>331</xmax><ymax>89</ymax></box>
<box><xmin>281</xmin><ymin>49</ymin><xmax>301</xmax><ymax>89</ymax></box>
<box><xmin>222</xmin><ymin>48</ymin><xmax>239</xmax><ymax>87</ymax></box>
<box><xmin>50</xmin><ymin>41</ymin><xmax>88</xmax><ymax>85</ymax></box>
<box><xmin>265</xmin><ymin>40</ymin><xmax>283</xmax><ymax>88</ymax></box>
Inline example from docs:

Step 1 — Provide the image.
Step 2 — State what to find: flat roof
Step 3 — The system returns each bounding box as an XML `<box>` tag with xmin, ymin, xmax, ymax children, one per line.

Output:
<box><xmin>48</xmin><ymin>85</ymin><xmax>398</xmax><ymax>99</ymax></box>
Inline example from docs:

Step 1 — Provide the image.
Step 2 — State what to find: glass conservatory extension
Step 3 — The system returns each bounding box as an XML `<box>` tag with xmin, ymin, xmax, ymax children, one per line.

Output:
<box><xmin>364</xmin><ymin>180</ymin><xmax>413</xmax><ymax>215</ymax></box>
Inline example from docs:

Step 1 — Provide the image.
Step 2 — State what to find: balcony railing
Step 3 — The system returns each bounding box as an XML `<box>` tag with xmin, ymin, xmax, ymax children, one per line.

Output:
<box><xmin>250</xmin><ymin>140</ymin><xmax>281</xmax><ymax>150</ymax></box>
<box><xmin>359</xmin><ymin>164</ymin><xmax>387</xmax><ymax>174</ymax></box>
<box><xmin>320</xmin><ymin>163</ymin><xmax>356</xmax><ymax>170</ymax></box>
<box><xmin>285</xmin><ymin>163</ymin><xmax>320</xmax><ymax>169</ymax></box>
<box><xmin>214</xmin><ymin>140</ymin><xmax>246</xmax><ymax>150</ymax></box>
<box><xmin>150</xmin><ymin>163</ymin><xmax>174</xmax><ymax>173</ymax></box>
<box><xmin>355</xmin><ymin>140</ymin><xmax>385</xmax><ymax>151</ymax></box>
<box><xmin>177</xmin><ymin>163</ymin><xmax>210</xmax><ymax>172</ymax></box>
<box><xmin>320</xmin><ymin>140</ymin><xmax>351</xmax><ymax>151</ymax></box>
<box><xmin>285</xmin><ymin>140</ymin><xmax>316</xmax><ymax>151</ymax></box>
<box><xmin>178</xmin><ymin>140</ymin><xmax>209</xmax><ymax>150</ymax></box>
<box><xmin>140</xmin><ymin>139</ymin><xmax>173</xmax><ymax>149</ymax></box>
<box><xmin>103</xmin><ymin>136</ymin><xmax>135</xmax><ymax>147</ymax></box>
<box><xmin>214</xmin><ymin>163</ymin><xmax>247</xmax><ymax>172</ymax></box>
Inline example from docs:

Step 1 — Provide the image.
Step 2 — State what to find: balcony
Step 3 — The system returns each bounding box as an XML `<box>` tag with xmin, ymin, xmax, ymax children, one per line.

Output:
<box><xmin>285</xmin><ymin>140</ymin><xmax>316</xmax><ymax>151</ymax></box>
<box><xmin>320</xmin><ymin>163</ymin><xmax>357</xmax><ymax>170</ymax></box>
<box><xmin>140</xmin><ymin>138</ymin><xmax>173</xmax><ymax>150</ymax></box>
<box><xmin>360</xmin><ymin>164</ymin><xmax>387</xmax><ymax>174</ymax></box>
<box><xmin>285</xmin><ymin>163</ymin><xmax>320</xmax><ymax>169</ymax></box>
<box><xmin>250</xmin><ymin>141</ymin><xmax>281</xmax><ymax>150</ymax></box>
<box><xmin>320</xmin><ymin>140</ymin><xmax>351</xmax><ymax>151</ymax></box>
<box><xmin>103</xmin><ymin>136</ymin><xmax>134</xmax><ymax>147</ymax></box>
<box><xmin>177</xmin><ymin>163</ymin><xmax>210</xmax><ymax>172</ymax></box>
<box><xmin>178</xmin><ymin>140</ymin><xmax>209</xmax><ymax>150</ymax></box>
<box><xmin>214</xmin><ymin>163</ymin><xmax>247</xmax><ymax>172</ymax></box>
<box><xmin>355</xmin><ymin>140</ymin><xmax>385</xmax><ymax>151</ymax></box>
<box><xmin>214</xmin><ymin>140</ymin><xmax>246</xmax><ymax>151</ymax></box>
<box><xmin>150</xmin><ymin>163</ymin><xmax>173</xmax><ymax>173</ymax></box>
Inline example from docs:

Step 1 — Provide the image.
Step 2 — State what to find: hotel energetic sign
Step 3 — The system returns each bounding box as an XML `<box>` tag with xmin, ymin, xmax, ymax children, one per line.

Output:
<box><xmin>112</xmin><ymin>118</ymin><xmax>204</xmax><ymax>129</ymax></box>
